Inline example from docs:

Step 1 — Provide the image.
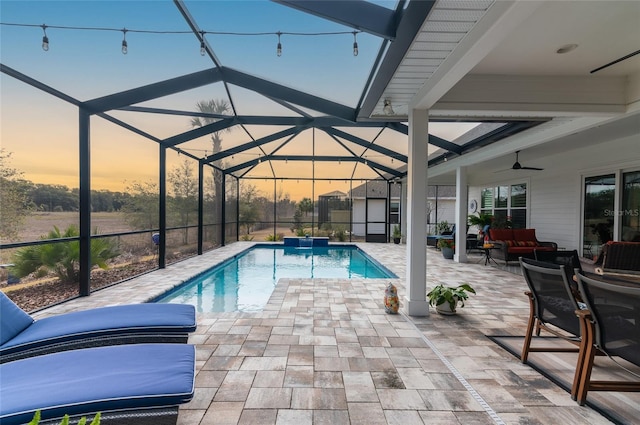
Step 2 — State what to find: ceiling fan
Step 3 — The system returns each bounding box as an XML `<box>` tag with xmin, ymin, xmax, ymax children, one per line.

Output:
<box><xmin>497</xmin><ymin>151</ymin><xmax>544</xmax><ymax>172</ymax></box>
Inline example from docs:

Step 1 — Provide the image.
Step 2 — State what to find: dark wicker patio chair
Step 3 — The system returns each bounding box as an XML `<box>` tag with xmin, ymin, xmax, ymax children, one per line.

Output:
<box><xmin>573</xmin><ymin>272</ymin><xmax>640</xmax><ymax>405</ymax></box>
<box><xmin>519</xmin><ymin>258</ymin><xmax>583</xmax><ymax>364</ymax></box>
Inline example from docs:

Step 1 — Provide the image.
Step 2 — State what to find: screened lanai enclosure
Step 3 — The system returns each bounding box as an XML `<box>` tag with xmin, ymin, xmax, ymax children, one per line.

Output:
<box><xmin>1</xmin><ymin>0</ymin><xmax>542</xmax><ymax>309</ymax></box>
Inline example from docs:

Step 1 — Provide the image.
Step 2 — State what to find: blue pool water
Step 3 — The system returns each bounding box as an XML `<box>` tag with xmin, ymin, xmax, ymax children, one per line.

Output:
<box><xmin>154</xmin><ymin>245</ymin><xmax>396</xmax><ymax>313</ymax></box>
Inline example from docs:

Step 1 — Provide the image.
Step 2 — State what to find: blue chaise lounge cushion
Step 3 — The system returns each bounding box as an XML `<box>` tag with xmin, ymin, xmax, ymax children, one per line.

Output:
<box><xmin>1</xmin><ymin>292</ymin><xmax>196</xmax><ymax>357</ymax></box>
<box><xmin>0</xmin><ymin>292</ymin><xmax>34</xmax><ymax>345</ymax></box>
<box><xmin>0</xmin><ymin>343</ymin><xmax>196</xmax><ymax>424</ymax></box>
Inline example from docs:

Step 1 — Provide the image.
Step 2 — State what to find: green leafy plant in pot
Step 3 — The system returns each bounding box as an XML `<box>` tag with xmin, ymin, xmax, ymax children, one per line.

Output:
<box><xmin>437</xmin><ymin>238</ymin><xmax>455</xmax><ymax>259</ymax></box>
<box><xmin>427</xmin><ymin>283</ymin><xmax>475</xmax><ymax>315</ymax></box>
<box><xmin>392</xmin><ymin>225</ymin><xmax>402</xmax><ymax>244</ymax></box>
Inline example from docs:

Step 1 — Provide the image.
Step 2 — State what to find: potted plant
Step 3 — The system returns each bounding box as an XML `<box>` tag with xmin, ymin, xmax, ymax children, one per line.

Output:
<box><xmin>427</xmin><ymin>283</ymin><xmax>476</xmax><ymax>315</ymax></box>
<box><xmin>437</xmin><ymin>238</ymin><xmax>455</xmax><ymax>259</ymax></box>
<box><xmin>468</xmin><ymin>212</ymin><xmax>493</xmax><ymax>243</ymax></box>
<box><xmin>436</xmin><ymin>220</ymin><xmax>451</xmax><ymax>235</ymax></box>
<box><xmin>468</xmin><ymin>212</ymin><xmax>493</xmax><ymax>233</ymax></box>
<box><xmin>392</xmin><ymin>225</ymin><xmax>402</xmax><ymax>244</ymax></box>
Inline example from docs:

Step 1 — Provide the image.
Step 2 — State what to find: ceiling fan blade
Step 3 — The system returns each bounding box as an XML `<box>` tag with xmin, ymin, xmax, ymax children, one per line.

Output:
<box><xmin>520</xmin><ymin>166</ymin><xmax>544</xmax><ymax>171</ymax></box>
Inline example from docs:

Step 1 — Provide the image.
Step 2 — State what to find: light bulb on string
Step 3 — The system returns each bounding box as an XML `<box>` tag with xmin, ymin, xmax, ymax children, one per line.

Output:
<box><xmin>199</xmin><ymin>31</ymin><xmax>206</xmax><ymax>56</ymax></box>
<box><xmin>41</xmin><ymin>24</ymin><xmax>49</xmax><ymax>51</ymax></box>
<box><xmin>276</xmin><ymin>31</ymin><xmax>282</xmax><ymax>57</ymax></box>
<box><xmin>352</xmin><ymin>31</ymin><xmax>358</xmax><ymax>56</ymax></box>
<box><xmin>121</xmin><ymin>29</ymin><xmax>128</xmax><ymax>54</ymax></box>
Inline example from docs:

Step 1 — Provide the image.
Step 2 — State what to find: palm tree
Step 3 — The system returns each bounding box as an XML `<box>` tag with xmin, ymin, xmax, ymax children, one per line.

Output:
<box><xmin>190</xmin><ymin>99</ymin><xmax>231</xmax><ymax>156</ymax></box>
<box><xmin>191</xmin><ymin>99</ymin><xmax>231</xmax><ymax>240</ymax></box>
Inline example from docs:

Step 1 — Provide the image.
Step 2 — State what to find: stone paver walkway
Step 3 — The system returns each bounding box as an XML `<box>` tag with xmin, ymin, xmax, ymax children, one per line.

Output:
<box><xmin>34</xmin><ymin>242</ymin><xmax>618</xmax><ymax>424</ymax></box>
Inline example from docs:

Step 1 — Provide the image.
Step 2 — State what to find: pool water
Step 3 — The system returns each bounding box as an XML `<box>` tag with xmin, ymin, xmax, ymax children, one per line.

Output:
<box><xmin>154</xmin><ymin>245</ymin><xmax>396</xmax><ymax>313</ymax></box>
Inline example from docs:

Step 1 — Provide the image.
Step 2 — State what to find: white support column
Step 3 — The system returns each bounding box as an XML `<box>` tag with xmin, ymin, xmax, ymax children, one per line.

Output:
<box><xmin>454</xmin><ymin>166</ymin><xmax>468</xmax><ymax>263</ymax></box>
<box><xmin>405</xmin><ymin>108</ymin><xmax>430</xmax><ymax>316</ymax></box>
<box><xmin>401</xmin><ymin>179</ymin><xmax>408</xmax><ymax>243</ymax></box>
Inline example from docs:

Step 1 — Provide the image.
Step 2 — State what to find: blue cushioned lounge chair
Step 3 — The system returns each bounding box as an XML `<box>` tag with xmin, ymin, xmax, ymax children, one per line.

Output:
<box><xmin>0</xmin><ymin>343</ymin><xmax>195</xmax><ymax>425</ymax></box>
<box><xmin>427</xmin><ymin>224</ymin><xmax>456</xmax><ymax>248</ymax></box>
<box><xmin>1</xmin><ymin>292</ymin><xmax>196</xmax><ymax>363</ymax></box>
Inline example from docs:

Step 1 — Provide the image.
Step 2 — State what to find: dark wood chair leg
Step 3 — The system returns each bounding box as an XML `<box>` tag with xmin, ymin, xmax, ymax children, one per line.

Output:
<box><xmin>576</xmin><ymin>316</ymin><xmax>597</xmax><ymax>406</ymax></box>
<box><xmin>571</xmin><ymin>310</ymin><xmax>591</xmax><ymax>401</ymax></box>
<box><xmin>521</xmin><ymin>292</ymin><xmax>536</xmax><ymax>363</ymax></box>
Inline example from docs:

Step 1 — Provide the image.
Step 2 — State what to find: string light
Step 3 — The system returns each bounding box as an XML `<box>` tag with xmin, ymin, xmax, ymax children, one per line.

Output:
<box><xmin>41</xmin><ymin>24</ymin><xmax>49</xmax><ymax>51</ymax></box>
<box><xmin>352</xmin><ymin>31</ymin><xmax>358</xmax><ymax>56</ymax></box>
<box><xmin>276</xmin><ymin>31</ymin><xmax>282</xmax><ymax>57</ymax></box>
<box><xmin>2</xmin><ymin>22</ymin><xmax>362</xmax><ymax>57</ymax></box>
<box><xmin>121</xmin><ymin>28</ymin><xmax>128</xmax><ymax>54</ymax></box>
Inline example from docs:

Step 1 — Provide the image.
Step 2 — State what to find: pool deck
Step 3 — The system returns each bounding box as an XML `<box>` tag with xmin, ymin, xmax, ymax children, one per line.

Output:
<box><xmin>33</xmin><ymin>242</ymin><xmax>637</xmax><ymax>424</ymax></box>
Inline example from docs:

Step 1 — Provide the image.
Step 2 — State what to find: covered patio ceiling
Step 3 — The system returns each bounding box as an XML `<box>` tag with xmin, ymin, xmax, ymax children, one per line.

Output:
<box><xmin>0</xmin><ymin>0</ymin><xmax>547</xmax><ymax>184</ymax></box>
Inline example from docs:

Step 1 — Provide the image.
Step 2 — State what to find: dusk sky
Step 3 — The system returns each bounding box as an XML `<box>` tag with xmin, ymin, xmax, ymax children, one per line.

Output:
<box><xmin>1</xmin><ymin>1</ymin><xmax>477</xmax><ymax>200</ymax></box>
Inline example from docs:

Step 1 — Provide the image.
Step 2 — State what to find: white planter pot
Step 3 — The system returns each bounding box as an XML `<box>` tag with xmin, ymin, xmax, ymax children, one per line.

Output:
<box><xmin>435</xmin><ymin>297</ymin><xmax>458</xmax><ymax>315</ymax></box>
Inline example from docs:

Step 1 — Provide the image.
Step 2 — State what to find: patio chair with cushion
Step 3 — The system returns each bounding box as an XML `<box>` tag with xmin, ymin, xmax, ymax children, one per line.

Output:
<box><xmin>0</xmin><ymin>291</ymin><xmax>196</xmax><ymax>363</ymax></box>
<box><xmin>573</xmin><ymin>271</ymin><xmax>640</xmax><ymax>405</ymax></box>
<box><xmin>426</xmin><ymin>224</ymin><xmax>455</xmax><ymax>248</ymax></box>
<box><xmin>0</xmin><ymin>343</ymin><xmax>195</xmax><ymax>424</ymax></box>
<box><xmin>519</xmin><ymin>258</ymin><xmax>583</xmax><ymax>364</ymax></box>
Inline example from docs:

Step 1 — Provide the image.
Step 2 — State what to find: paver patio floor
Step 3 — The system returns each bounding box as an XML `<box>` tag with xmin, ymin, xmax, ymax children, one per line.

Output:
<box><xmin>34</xmin><ymin>242</ymin><xmax>635</xmax><ymax>424</ymax></box>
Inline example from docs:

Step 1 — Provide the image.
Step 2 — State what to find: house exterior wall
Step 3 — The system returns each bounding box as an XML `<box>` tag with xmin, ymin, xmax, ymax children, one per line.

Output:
<box><xmin>428</xmin><ymin>199</ymin><xmax>456</xmax><ymax>232</ymax></box>
<box><xmin>469</xmin><ymin>134</ymin><xmax>639</xmax><ymax>253</ymax></box>
<box><xmin>351</xmin><ymin>197</ymin><xmax>457</xmax><ymax>237</ymax></box>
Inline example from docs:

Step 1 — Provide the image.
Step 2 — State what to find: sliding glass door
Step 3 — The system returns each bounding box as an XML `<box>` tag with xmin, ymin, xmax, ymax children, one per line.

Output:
<box><xmin>582</xmin><ymin>170</ymin><xmax>640</xmax><ymax>259</ymax></box>
<box><xmin>583</xmin><ymin>174</ymin><xmax>615</xmax><ymax>259</ymax></box>
<box><xmin>622</xmin><ymin>171</ymin><xmax>640</xmax><ymax>242</ymax></box>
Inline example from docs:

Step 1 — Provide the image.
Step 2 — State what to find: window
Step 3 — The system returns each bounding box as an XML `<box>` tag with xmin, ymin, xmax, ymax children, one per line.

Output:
<box><xmin>390</xmin><ymin>201</ymin><xmax>400</xmax><ymax>224</ymax></box>
<box><xmin>481</xmin><ymin>183</ymin><xmax>527</xmax><ymax>228</ymax></box>
<box><xmin>621</xmin><ymin>171</ymin><xmax>640</xmax><ymax>242</ymax></box>
<box><xmin>480</xmin><ymin>188</ymin><xmax>493</xmax><ymax>214</ymax></box>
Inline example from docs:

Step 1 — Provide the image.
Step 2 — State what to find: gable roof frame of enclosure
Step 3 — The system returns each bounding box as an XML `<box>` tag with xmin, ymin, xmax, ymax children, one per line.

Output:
<box><xmin>0</xmin><ymin>0</ymin><xmax>548</xmax><ymax>298</ymax></box>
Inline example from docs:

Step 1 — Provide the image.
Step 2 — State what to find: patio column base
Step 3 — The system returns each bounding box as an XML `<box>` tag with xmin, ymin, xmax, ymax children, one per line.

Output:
<box><xmin>404</xmin><ymin>299</ymin><xmax>430</xmax><ymax>316</ymax></box>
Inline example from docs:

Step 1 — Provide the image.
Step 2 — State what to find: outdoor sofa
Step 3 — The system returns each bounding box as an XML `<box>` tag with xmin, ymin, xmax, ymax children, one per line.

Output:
<box><xmin>0</xmin><ymin>343</ymin><xmax>195</xmax><ymax>424</ymax></box>
<box><xmin>489</xmin><ymin>228</ymin><xmax>557</xmax><ymax>264</ymax></box>
<box><xmin>1</xmin><ymin>292</ymin><xmax>196</xmax><ymax>363</ymax></box>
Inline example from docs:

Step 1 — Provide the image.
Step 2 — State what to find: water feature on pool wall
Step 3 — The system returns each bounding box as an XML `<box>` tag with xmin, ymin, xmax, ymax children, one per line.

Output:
<box><xmin>283</xmin><ymin>236</ymin><xmax>329</xmax><ymax>247</ymax></box>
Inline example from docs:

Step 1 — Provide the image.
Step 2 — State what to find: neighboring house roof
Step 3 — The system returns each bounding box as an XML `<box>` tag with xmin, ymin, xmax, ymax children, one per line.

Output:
<box><xmin>318</xmin><ymin>190</ymin><xmax>347</xmax><ymax>198</ymax></box>
<box><xmin>428</xmin><ymin>186</ymin><xmax>456</xmax><ymax>198</ymax></box>
<box><xmin>349</xmin><ymin>181</ymin><xmax>455</xmax><ymax>199</ymax></box>
<box><xmin>349</xmin><ymin>181</ymin><xmax>400</xmax><ymax>198</ymax></box>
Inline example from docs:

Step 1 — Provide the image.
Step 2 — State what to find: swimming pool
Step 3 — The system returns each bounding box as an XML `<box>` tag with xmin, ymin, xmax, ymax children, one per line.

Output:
<box><xmin>154</xmin><ymin>245</ymin><xmax>396</xmax><ymax>313</ymax></box>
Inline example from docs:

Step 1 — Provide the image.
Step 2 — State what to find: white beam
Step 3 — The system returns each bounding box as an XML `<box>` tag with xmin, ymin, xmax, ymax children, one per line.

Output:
<box><xmin>431</xmin><ymin>75</ymin><xmax>627</xmax><ymax>117</ymax></box>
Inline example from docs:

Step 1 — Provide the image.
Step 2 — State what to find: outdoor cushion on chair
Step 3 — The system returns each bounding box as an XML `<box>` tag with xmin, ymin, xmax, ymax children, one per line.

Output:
<box><xmin>0</xmin><ymin>343</ymin><xmax>195</xmax><ymax>425</ymax></box>
<box><xmin>1</xmin><ymin>292</ymin><xmax>196</xmax><ymax>363</ymax></box>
